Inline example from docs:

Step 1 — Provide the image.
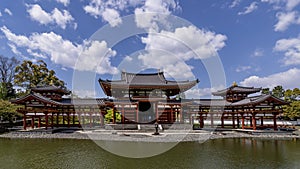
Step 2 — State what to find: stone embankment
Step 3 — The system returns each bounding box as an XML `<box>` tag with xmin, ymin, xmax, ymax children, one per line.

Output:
<box><xmin>0</xmin><ymin>129</ymin><xmax>299</xmax><ymax>142</ymax></box>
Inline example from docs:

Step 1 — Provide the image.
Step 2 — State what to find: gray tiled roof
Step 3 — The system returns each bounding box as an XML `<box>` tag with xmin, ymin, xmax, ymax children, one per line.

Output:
<box><xmin>31</xmin><ymin>85</ymin><xmax>69</xmax><ymax>94</ymax></box>
<box><xmin>11</xmin><ymin>93</ymin><xmax>62</xmax><ymax>105</ymax></box>
<box><xmin>230</xmin><ymin>94</ymin><xmax>288</xmax><ymax>106</ymax></box>
<box><xmin>188</xmin><ymin>94</ymin><xmax>287</xmax><ymax>107</ymax></box>
<box><xmin>61</xmin><ymin>98</ymin><xmax>108</xmax><ymax>105</ymax></box>
<box><xmin>99</xmin><ymin>71</ymin><xmax>199</xmax><ymax>86</ymax></box>
<box><xmin>212</xmin><ymin>85</ymin><xmax>261</xmax><ymax>96</ymax></box>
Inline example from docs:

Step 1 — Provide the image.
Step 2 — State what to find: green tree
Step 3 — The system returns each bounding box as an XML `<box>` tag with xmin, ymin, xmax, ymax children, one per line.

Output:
<box><xmin>14</xmin><ymin>60</ymin><xmax>66</xmax><ymax>92</ymax></box>
<box><xmin>287</xmin><ymin>88</ymin><xmax>300</xmax><ymax>100</ymax></box>
<box><xmin>105</xmin><ymin>108</ymin><xmax>121</xmax><ymax>123</ymax></box>
<box><xmin>272</xmin><ymin>85</ymin><xmax>284</xmax><ymax>98</ymax></box>
<box><xmin>0</xmin><ymin>99</ymin><xmax>21</xmax><ymax>123</ymax></box>
<box><xmin>283</xmin><ymin>101</ymin><xmax>300</xmax><ymax>120</ymax></box>
<box><xmin>283</xmin><ymin>88</ymin><xmax>300</xmax><ymax>120</ymax></box>
<box><xmin>262</xmin><ymin>88</ymin><xmax>270</xmax><ymax>95</ymax></box>
<box><xmin>0</xmin><ymin>56</ymin><xmax>19</xmax><ymax>99</ymax></box>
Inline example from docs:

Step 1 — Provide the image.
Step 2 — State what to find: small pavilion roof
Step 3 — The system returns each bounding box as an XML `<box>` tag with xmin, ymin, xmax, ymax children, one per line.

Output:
<box><xmin>188</xmin><ymin>94</ymin><xmax>287</xmax><ymax>107</ymax></box>
<box><xmin>11</xmin><ymin>93</ymin><xmax>62</xmax><ymax>106</ymax></box>
<box><xmin>212</xmin><ymin>85</ymin><xmax>261</xmax><ymax>96</ymax></box>
<box><xmin>11</xmin><ymin>93</ymin><xmax>109</xmax><ymax>107</ymax></box>
<box><xmin>31</xmin><ymin>85</ymin><xmax>70</xmax><ymax>94</ymax></box>
<box><xmin>230</xmin><ymin>94</ymin><xmax>288</xmax><ymax>107</ymax></box>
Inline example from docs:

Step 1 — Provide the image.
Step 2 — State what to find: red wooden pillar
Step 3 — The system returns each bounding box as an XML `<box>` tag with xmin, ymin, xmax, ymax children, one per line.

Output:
<box><xmin>100</xmin><ymin>110</ymin><xmax>104</xmax><ymax>126</ymax></box>
<box><xmin>38</xmin><ymin>117</ymin><xmax>41</xmax><ymax>128</ymax></box>
<box><xmin>89</xmin><ymin>112</ymin><xmax>92</xmax><ymax>128</ymax></box>
<box><xmin>273</xmin><ymin>113</ymin><xmax>277</xmax><ymax>131</ymax></box>
<box><xmin>252</xmin><ymin>114</ymin><xmax>256</xmax><ymax>130</ymax></box>
<box><xmin>170</xmin><ymin>105</ymin><xmax>173</xmax><ymax>123</ymax></box>
<box><xmin>82</xmin><ymin>113</ymin><xmax>85</xmax><ymax>126</ymax></box>
<box><xmin>199</xmin><ymin>114</ymin><xmax>204</xmax><ymax>128</ymax></box>
<box><xmin>232</xmin><ymin>113</ymin><xmax>235</xmax><ymax>129</ymax></box>
<box><xmin>56</xmin><ymin>113</ymin><xmax>59</xmax><ymax>127</ymax></box>
<box><xmin>221</xmin><ymin>114</ymin><xmax>224</xmax><ymax>128</ymax></box>
<box><xmin>180</xmin><ymin>106</ymin><xmax>183</xmax><ymax>123</ymax></box>
<box><xmin>78</xmin><ymin>113</ymin><xmax>81</xmax><ymax>126</ymax></box>
<box><xmin>45</xmin><ymin>113</ymin><xmax>48</xmax><ymax>130</ymax></box>
<box><xmin>51</xmin><ymin>113</ymin><xmax>54</xmax><ymax>129</ymax></box>
<box><xmin>61</xmin><ymin>108</ymin><xmax>64</xmax><ymax>126</ymax></box>
<box><xmin>112</xmin><ymin>108</ymin><xmax>116</xmax><ymax>124</ymax></box>
<box><xmin>241</xmin><ymin>114</ymin><xmax>245</xmax><ymax>129</ymax></box>
<box><xmin>31</xmin><ymin>116</ymin><xmax>34</xmax><ymax>129</ymax></box>
<box><xmin>155</xmin><ymin>102</ymin><xmax>159</xmax><ymax>123</ymax></box>
<box><xmin>210</xmin><ymin>113</ymin><xmax>214</xmax><ymax>128</ymax></box>
<box><xmin>72</xmin><ymin>112</ymin><xmax>75</xmax><ymax>126</ymax></box>
<box><xmin>23</xmin><ymin>112</ymin><xmax>27</xmax><ymax>130</ymax></box>
<box><xmin>136</xmin><ymin>104</ymin><xmax>139</xmax><ymax>123</ymax></box>
<box><xmin>67</xmin><ymin>112</ymin><xmax>70</xmax><ymax>128</ymax></box>
<box><xmin>122</xmin><ymin>105</ymin><xmax>125</xmax><ymax>124</ymax></box>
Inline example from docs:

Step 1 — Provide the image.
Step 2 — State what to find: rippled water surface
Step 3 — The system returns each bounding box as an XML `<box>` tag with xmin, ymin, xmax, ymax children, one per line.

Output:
<box><xmin>0</xmin><ymin>138</ymin><xmax>300</xmax><ymax>169</ymax></box>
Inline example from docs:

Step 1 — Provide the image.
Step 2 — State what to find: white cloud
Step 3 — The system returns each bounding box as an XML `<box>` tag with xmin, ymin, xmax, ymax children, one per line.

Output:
<box><xmin>77</xmin><ymin>40</ymin><xmax>118</xmax><ymax>74</ymax></box>
<box><xmin>124</xmin><ymin>56</ymin><xmax>133</xmax><ymax>62</ymax></box>
<box><xmin>262</xmin><ymin>0</ymin><xmax>300</xmax><ymax>31</ymax></box>
<box><xmin>134</xmin><ymin>0</ymin><xmax>179</xmax><ymax>30</ymax></box>
<box><xmin>83</xmin><ymin>0</ymin><xmax>179</xmax><ymax>28</ymax></box>
<box><xmin>274</xmin><ymin>36</ymin><xmax>300</xmax><ymax>65</ymax></box>
<box><xmin>8</xmin><ymin>43</ymin><xmax>22</xmax><ymax>56</ymax></box>
<box><xmin>142</xmin><ymin>26</ymin><xmax>227</xmax><ymax>60</ymax></box>
<box><xmin>274</xmin><ymin>11</ymin><xmax>299</xmax><ymax>31</ymax></box>
<box><xmin>4</xmin><ymin>8</ymin><xmax>12</xmax><ymax>16</ymax></box>
<box><xmin>56</xmin><ymin>0</ymin><xmax>70</xmax><ymax>6</ymax></box>
<box><xmin>51</xmin><ymin>8</ymin><xmax>74</xmax><ymax>29</ymax></box>
<box><xmin>252</xmin><ymin>48</ymin><xmax>264</xmax><ymax>57</ymax></box>
<box><xmin>0</xmin><ymin>26</ymin><xmax>118</xmax><ymax>75</ymax></box>
<box><xmin>102</xmin><ymin>8</ymin><xmax>122</xmax><ymax>27</ymax></box>
<box><xmin>27</xmin><ymin>4</ymin><xmax>52</xmax><ymax>25</ymax></box>
<box><xmin>262</xmin><ymin>0</ymin><xmax>300</xmax><ymax>10</ymax></box>
<box><xmin>238</xmin><ymin>2</ymin><xmax>258</xmax><ymax>15</ymax></box>
<box><xmin>236</xmin><ymin>65</ymin><xmax>252</xmax><ymax>72</ymax></box>
<box><xmin>240</xmin><ymin>68</ymin><xmax>300</xmax><ymax>89</ymax></box>
<box><xmin>27</xmin><ymin>49</ymin><xmax>47</xmax><ymax>59</ymax></box>
<box><xmin>138</xmin><ymin>26</ymin><xmax>227</xmax><ymax>79</ymax></box>
<box><xmin>83</xmin><ymin>0</ymin><xmax>143</xmax><ymax>27</ymax></box>
<box><xmin>0</xmin><ymin>12</ymin><xmax>2</xmax><ymax>17</ymax></box>
<box><xmin>286</xmin><ymin>0</ymin><xmax>300</xmax><ymax>10</ymax></box>
<box><xmin>229</xmin><ymin>0</ymin><xmax>241</xmax><ymax>8</ymax></box>
<box><xmin>185</xmin><ymin>85</ymin><xmax>225</xmax><ymax>99</ymax></box>
<box><xmin>72</xmin><ymin>90</ymin><xmax>96</xmax><ymax>98</ymax></box>
<box><xmin>27</xmin><ymin>4</ymin><xmax>74</xmax><ymax>29</ymax></box>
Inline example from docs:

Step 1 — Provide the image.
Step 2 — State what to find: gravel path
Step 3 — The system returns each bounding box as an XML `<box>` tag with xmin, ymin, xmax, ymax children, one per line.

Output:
<box><xmin>1</xmin><ymin>130</ymin><xmax>299</xmax><ymax>142</ymax></box>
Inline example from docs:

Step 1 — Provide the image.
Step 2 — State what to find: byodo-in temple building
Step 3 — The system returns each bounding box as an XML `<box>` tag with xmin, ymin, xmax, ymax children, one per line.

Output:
<box><xmin>11</xmin><ymin>71</ymin><xmax>288</xmax><ymax>131</ymax></box>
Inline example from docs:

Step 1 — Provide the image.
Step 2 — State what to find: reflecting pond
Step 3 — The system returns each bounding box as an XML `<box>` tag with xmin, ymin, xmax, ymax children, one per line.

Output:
<box><xmin>0</xmin><ymin>138</ymin><xmax>300</xmax><ymax>169</ymax></box>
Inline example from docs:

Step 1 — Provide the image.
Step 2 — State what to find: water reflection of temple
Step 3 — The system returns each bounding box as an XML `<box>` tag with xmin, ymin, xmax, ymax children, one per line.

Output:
<box><xmin>11</xmin><ymin>71</ymin><xmax>287</xmax><ymax>130</ymax></box>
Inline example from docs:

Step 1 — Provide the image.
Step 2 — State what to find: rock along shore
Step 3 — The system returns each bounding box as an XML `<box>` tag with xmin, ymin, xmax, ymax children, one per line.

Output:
<box><xmin>0</xmin><ymin>129</ymin><xmax>300</xmax><ymax>143</ymax></box>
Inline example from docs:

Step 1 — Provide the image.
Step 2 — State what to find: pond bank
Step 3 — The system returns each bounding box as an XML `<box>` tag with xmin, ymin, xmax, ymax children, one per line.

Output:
<box><xmin>0</xmin><ymin>129</ymin><xmax>299</xmax><ymax>142</ymax></box>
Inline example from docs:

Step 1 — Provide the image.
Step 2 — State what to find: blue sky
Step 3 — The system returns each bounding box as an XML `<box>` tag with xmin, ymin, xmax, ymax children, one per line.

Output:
<box><xmin>0</xmin><ymin>0</ymin><xmax>300</xmax><ymax>98</ymax></box>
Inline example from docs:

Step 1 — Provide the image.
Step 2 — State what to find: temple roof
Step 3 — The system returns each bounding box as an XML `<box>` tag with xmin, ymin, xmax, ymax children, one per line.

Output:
<box><xmin>11</xmin><ymin>93</ymin><xmax>62</xmax><ymax>106</ymax></box>
<box><xmin>11</xmin><ymin>93</ymin><xmax>108</xmax><ymax>106</ymax></box>
<box><xmin>230</xmin><ymin>94</ymin><xmax>288</xmax><ymax>106</ymax></box>
<box><xmin>212</xmin><ymin>85</ymin><xmax>261</xmax><ymax>96</ymax></box>
<box><xmin>99</xmin><ymin>71</ymin><xmax>199</xmax><ymax>96</ymax></box>
<box><xmin>189</xmin><ymin>94</ymin><xmax>288</xmax><ymax>107</ymax></box>
<box><xmin>31</xmin><ymin>85</ymin><xmax>70</xmax><ymax>94</ymax></box>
